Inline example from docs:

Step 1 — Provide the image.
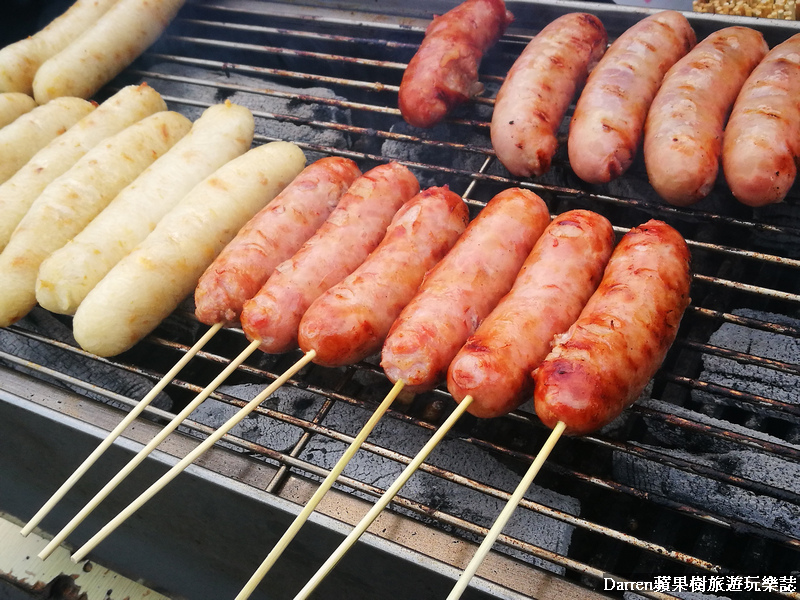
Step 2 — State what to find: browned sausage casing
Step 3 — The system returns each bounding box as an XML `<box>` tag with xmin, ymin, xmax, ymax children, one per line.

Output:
<box><xmin>568</xmin><ymin>11</ymin><xmax>695</xmax><ymax>184</ymax></box>
<box><xmin>240</xmin><ymin>162</ymin><xmax>419</xmax><ymax>354</ymax></box>
<box><xmin>722</xmin><ymin>33</ymin><xmax>800</xmax><ymax>207</ymax></box>
<box><xmin>643</xmin><ymin>27</ymin><xmax>767</xmax><ymax>206</ymax></box>
<box><xmin>298</xmin><ymin>186</ymin><xmax>469</xmax><ymax>367</ymax></box>
<box><xmin>534</xmin><ymin>220</ymin><xmax>691</xmax><ymax>436</ymax></box>
<box><xmin>399</xmin><ymin>0</ymin><xmax>513</xmax><ymax>129</ymax></box>
<box><xmin>447</xmin><ymin>209</ymin><xmax>615</xmax><ymax>419</ymax></box>
<box><xmin>491</xmin><ymin>13</ymin><xmax>607</xmax><ymax>178</ymax></box>
<box><xmin>381</xmin><ymin>187</ymin><xmax>551</xmax><ymax>392</ymax></box>
<box><xmin>194</xmin><ymin>157</ymin><xmax>361</xmax><ymax>325</ymax></box>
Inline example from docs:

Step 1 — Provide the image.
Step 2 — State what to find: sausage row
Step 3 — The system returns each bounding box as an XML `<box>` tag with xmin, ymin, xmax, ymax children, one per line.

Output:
<box><xmin>399</xmin><ymin>0</ymin><xmax>800</xmax><ymax>207</ymax></box>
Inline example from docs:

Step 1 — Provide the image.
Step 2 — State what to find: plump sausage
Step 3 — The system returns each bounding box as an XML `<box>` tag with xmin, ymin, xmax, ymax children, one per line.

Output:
<box><xmin>240</xmin><ymin>162</ymin><xmax>419</xmax><ymax>354</ymax></box>
<box><xmin>568</xmin><ymin>11</ymin><xmax>695</xmax><ymax>184</ymax></box>
<box><xmin>381</xmin><ymin>187</ymin><xmax>550</xmax><ymax>392</ymax></box>
<box><xmin>0</xmin><ymin>111</ymin><xmax>190</xmax><ymax>328</ymax></box>
<box><xmin>0</xmin><ymin>97</ymin><xmax>95</xmax><ymax>185</ymax></box>
<box><xmin>491</xmin><ymin>13</ymin><xmax>607</xmax><ymax>178</ymax></box>
<box><xmin>33</xmin><ymin>0</ymin><xmax>186</xmax><ymax>103</ymax></box>
<box><xmin>447</xmin><ymin>210</ymin><xmax>614</xmax><ymax>419</ymax></box>
<box><xmin>72</xmin><ymin>141</ymin><xmax>306</xmax><ymax>357</ymax></box>
<box><xmin>643</xmin><ymin>27</ymin><xmax>768</xmax><ymax>206</ymax></box>
<box><xmin>0</xmin><ymin>0</ymin><xmax>118</xmax><ymax>95</ymax></box>
<box><xmin>36</xmin><ymin>101</ymin><xmax>254</xmax><ymax>316</ymax></box>
<box><xmin>722</xmin><ymin>33</ymin><xmax>800</xmax><ymax>207</ymax></box>
<box><xmin>0</xmin><ymin>83</ymin><xmax>166</xmax><ymax>252</ymax></box>
<box><xmin>195</xmin><ymin>157</ymin><xmax>361</xmax><ymax>326</ymax></box>
<box><xmin>0</xmin><ymin>93</ymin><xmax>37</xmax><ymax>128</ymax></box>
<box><xmin>299</xmin><ymin>186</ymin><xmax>469</xmax><ymax>367</ymax></box>
<box><xmin>534</xmin><ymin>220</ymin><xmax>691</xmax><ymax>436</ymax></box>
<box><xmin>398</xmin><ymin>0</ymin><xmax>513</xmax><ymax>128</ymax></box>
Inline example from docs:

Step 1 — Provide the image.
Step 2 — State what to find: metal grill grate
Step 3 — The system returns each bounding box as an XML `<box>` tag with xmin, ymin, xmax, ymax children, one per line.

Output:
<box><xmin>1</xmin><ymin>1</ymin><xmax>800</xmax><ymax>599</ymax></box>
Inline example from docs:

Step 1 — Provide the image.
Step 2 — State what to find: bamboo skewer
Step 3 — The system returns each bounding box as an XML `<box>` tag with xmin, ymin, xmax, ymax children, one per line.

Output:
<box><xmin>21</xmin><ymin>323</ymin><xmax>224</xmax><ymax>538</ymax></box>
<box><xmin>235</xmin><ymin>379</ymin><xmax>407</xmax><ymax>600</ymax></box>
<box><xmin>291</xmin><ymin>395</ymin><xmax>475</xmax><ymax>600</ymax></box>
<box><xmin>446</xmin><ymin>420</ymin><xmax>566</xmax><ymax>599</ymax></box>
<box><xmin>70</xmin><ymin>349</ymin><xmax>316</xmax><ymax>563</ymax></box>
<box><xmin>38</xmin><ymin>337</ymin><xmax>261</xmax><ymax>560</ymax></box>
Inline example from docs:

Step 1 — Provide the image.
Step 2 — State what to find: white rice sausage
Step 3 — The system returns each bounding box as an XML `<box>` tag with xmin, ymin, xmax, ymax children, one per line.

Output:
<box><xmin>643</xmin><ymin>27</ymin><xmax>768</xmax><ymax>206</ymax></box>
<box><xmin>0</xmin><ymin>111</ymin><xmax>190</xmax><ymax>327</ymax></box>
<box><xmin>0</xmin><ymin>83</ymin><xmax>166</xmax><ymax>251</ymax></box>
<box><xmin>0</xmin><ymin>93</ymin><xmax>37</xmax><ymax>128</ymax></box>
<box><xmin>0</xmin><ymin>0</ymin><xmax>119</xmax><ymax>95</ymax></box>
<box><xmin>33</xmin><ymin>0</ymin><xmax>186</xmax><ymax>103</ymax></box>
<box><xmin>0</xmin><ymin>97</ymin><xmax>95</xmax><ymax>185</ymax></box>
<box><xmin>568</xmin><ymin>11</ymin><xmax>695</xmax><ymax>184</ymax></box>
<box><xmin>722</xmin><ymin>33</ymin><xmax>800</xmax><ymax>207</ymax></box>
<box><xmin>36</xmin><ymin>101</ymin><xmax>254</xmax><ymax>316</ymax></box>
<box><xmin>73</xmin><ymin>141</ymin><xmax>306</xmax><ymax>357</ymax></box>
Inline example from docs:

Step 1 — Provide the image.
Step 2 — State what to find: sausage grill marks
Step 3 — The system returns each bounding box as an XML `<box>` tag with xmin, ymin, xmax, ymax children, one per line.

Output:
<box><xmin>398</xmin><ymin>0</ymin><xmax>513</xmax><ymax>128</ymax></box>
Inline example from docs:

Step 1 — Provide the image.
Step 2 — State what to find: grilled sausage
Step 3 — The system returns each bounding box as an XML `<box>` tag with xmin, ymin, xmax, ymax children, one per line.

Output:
<box><xmin>447</xmin><ymin>210</ymin><xmax>614</xmax><ymax>419</ymax></box>
<box><xmin>0</xmin><ymin>84</ymin><xmax>166</xmax><ymax>251</ymax></box>
<box><xmin>0</xmin><ymin>111</ymin><xmax>190</xmax><ymax>328</ymax></box>
<box><xmin>299</xmin><ymin>186</ymin><xmax>469</xmax><ymax>367</ymax></box>
<box><xmin>36</xmin><ymin>102</ymin><xmax>254</xmax><ymax>316</ymax></box>
<box><xmin>643</xmin><ymin>27</ymin><xmax>768</xmax><ymax>206</ymax></box>
<box><xmin>0</xmin><ymin>97</ymin><xmax>95</xmax><ymax>185</ymax></box>
<box><xmin>195</xmin><ymin>156</ymin><xmax>361</xmax><ymax>326</ymax></box>
<box><xmin>72</xmin><ymin>141</ymin><xmax>306</xmax><ymax>357</ymax></box>
<box><xmin>33</xmin><ymin>0</ymin><xmax>186</xmax><ymax>103</ymax></box>
<box><xmin>381</xmin><ymin>187</ymin><xmax>550</xmax><ymax>392</ymax></box>
<box><xmin>240</xmin><ymin>162</ymin><xmax>419</xmax><ymax>354</ymax></box>
<box><xmin>0</xmin><ymin>93</ymin><xmax>37</xmax><ymax>128</ymax></box>
<box><xmin>568</xmin><ymin>11</ymin><xmax>695</xmax><ymax>184</ymax></box>
<box><xmin>534</xmin><ymin>220</ymin><xmax>691</xmax><ymax>435</ymax></box>
<box><xmin>398</xmin><ymin>0</ymin><xmax>513</xmax><ymax>128</ymax></box>
<box><xmin>491</xmin><ymin>13</ymin><xmax>607</xmax><ymax>178</ymax></box>
<box><xmin>722</xmin><ymin>33</ymin><xmax>800</xmax><ymax>207</ymax></box>
<box><xmin>0</xmin><ymin>0</ymin><xmax>118</xmax><ymax>95</ymax></box>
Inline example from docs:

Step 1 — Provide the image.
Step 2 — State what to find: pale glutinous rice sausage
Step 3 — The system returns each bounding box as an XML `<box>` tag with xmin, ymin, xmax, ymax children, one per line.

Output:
<box><xmin>0</xmin><ymin>83</ymin><xmax>166</xmax><ymax>251</ymax></box>
<box><xmin>0</xmin><ymin>110</ymin><xmax>191</xmax><ymax>327</ymax></box>
<box><xmin>0</xmin><ymin>97</ymin><xmax>96</xmax><ymax>185</ymax></box>
<box><xmin>33</xmin><ymin>0</ymin><xmax>186</xmax><ymax>103</ymax></box>
<box><xmin>37</xmin><ymin>101</ymin><xmax>255</xmax><ymax>316</ymax></box>
<box><xmin>73</xmin><ymin>141</ymin><xmax>307</xmax><ymax>357</ymax></box>
<box><xmin>0</xmin><ymin>0</ymin><xmax>119</xmax><ymax>95</ymax></box>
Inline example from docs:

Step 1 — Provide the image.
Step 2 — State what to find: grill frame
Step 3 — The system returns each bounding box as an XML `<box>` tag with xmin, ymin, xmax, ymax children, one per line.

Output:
<box><xmin>1</xmin><ymin>1</ymin><xmax>800</xmax><ymax>598</ymax></box>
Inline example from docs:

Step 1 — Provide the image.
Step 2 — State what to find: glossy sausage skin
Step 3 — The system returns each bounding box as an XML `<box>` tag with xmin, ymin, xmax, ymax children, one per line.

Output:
<box><xmin>534</xmin><ymin>220</ymin><xmax>691</xmax><ymax>436</ymax></box>
<box><xmin>568</xmin><ymin>11</ymin><xmax>695</xmax><ymax>184</ymax></box>
<box><xmin>195</xmin><ymin>157</ymin><xmax>361</xmax><ymax>325</ymax></box>
<box><xmin>491</xmin><ymin>13</ymin><xmax>607</xmax><ymax>178</ymax></box>
<box><xmin>381</xmin><ymin>188</ymin><xmax>550</xmax><ymax>392</ymax></box>
<box><xmin>399</xmin><ymin>0</ymin><xmax>513</xmax><ymax>128</ymax></box>
<box><xmin>644</xmin><ymin>26</ymin><xmax>767</xmax><ymax>206</ymax></box>
<box><xmin>447</xmin><ymin>209</ymin><xmax>615</xmax><ymax>419</ymax></box>
<box><xmin>240</xmin><ymin>162</ymin><xmax>419</xmax><ymax>354</ymax></box>
<box><xmin>298</xmin><ymin>186</ymin><xmax>469</xmax><ymax>367</ymax></box>
<box><xmin>722</xmin><ymin>33</ymin><xmax>800</xmax><ymax>207</ymax></box>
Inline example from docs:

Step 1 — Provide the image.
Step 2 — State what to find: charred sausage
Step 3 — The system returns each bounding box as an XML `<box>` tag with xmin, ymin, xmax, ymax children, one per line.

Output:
<box><xmin>240</xmin><ymin>162</ymin><xmax>419</xmax><ymax>354</ymax></box>
<box><xmin>381</xmin><ymin>187</ymin><xmax>550</xmax><ymax>392</ymax></box>
<box><xmin>447</xmin><ymin>209</ymin><xmax>615</xmax><ymax>419</ymax></box>
<box><xmin>534</xmin><ymin>220</ymin><xmax>691</xmax><ymax>436</ymax></box>
<box><xmin>491</xmin><ymin>13</ymin><xmax>607</xmax><ymax>178</ymax></box>
<box><xmin>298</xmin><ymin>186</ymin><xmax>469</xmax><ymax>367</ymax></box>
<box><xmin>568</xmin><ymin>11</ymin><xmax>695</xmax><ymax>184</ymax></box>
<box><xmin>722</xmin><ymin>33</ymin><xmax>800</xmax><ymax>207</ymax></box>
<box><xmin>195</xmin><ymin>157</ymin><xmax>361</xmax><ymax>325</ymax></box>
<box><xmin>643</xmin><ymin>26</ymin><xmax>767</xmax><ymax>206</ymax></box>
<box><xmin>398</xmin><ymin>0</ymin><xmax>513</xmax><ymax>128</ymax></box>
